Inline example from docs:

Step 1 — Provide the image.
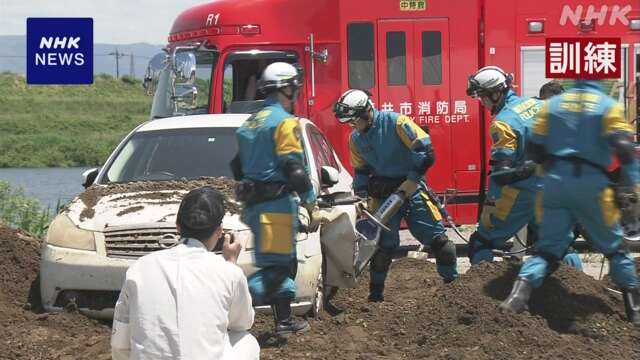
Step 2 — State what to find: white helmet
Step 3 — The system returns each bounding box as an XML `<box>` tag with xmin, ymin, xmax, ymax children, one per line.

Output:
<box><xmin>466</xmin><ymin>66</ymin><xmax>512</xmax><ymax>98</ymax></box>
<box><xmin>333</xmin><ymin>89</ymin><xmax>373</xmax><ymax>123</ymax></box>
<box><xmin>258</xmin><ymin>62</ymin><xmax>302</xmax><ymax>94</ymax></box>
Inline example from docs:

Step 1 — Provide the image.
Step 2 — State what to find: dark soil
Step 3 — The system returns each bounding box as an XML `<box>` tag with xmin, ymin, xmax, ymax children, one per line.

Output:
<box><xmin>253</xmin><ymin>259</ymin><xmax>640</xmax><ymax>360</ymax></box>
<box><xmin>0</xmin><ymin>226</ymin><xmax>111</xmax><ymax>359</ymax></box>
<box><xmin>1</xmin><ymin>223</ymin><xmax>638</xmax><ymax>359</ymax></box>
<box><xmin>78</xmin><ymin>177</ymin><xmax>239</xmax><ymax>220</ymax></box>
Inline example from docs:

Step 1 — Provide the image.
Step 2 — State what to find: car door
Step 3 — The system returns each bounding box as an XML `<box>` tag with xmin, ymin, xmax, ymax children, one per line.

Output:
<box><xmin>301</xmin><ymin>120</ymin><xmax>361</xmax><ymax>288</ymax></box>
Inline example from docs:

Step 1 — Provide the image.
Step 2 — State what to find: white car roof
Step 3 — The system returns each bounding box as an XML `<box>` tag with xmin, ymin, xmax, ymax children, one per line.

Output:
<box><xmin>137</xmin><ymin>114</ymin><xmax>252</xmax><ymax>132</ymax></box>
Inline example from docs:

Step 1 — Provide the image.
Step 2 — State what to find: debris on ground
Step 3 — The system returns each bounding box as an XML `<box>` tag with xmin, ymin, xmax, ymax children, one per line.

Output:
<box><xmin>1</xmin><ymin>224</ymin><xmax>638</xmax><ymax>359</ymax></box>
<box><xmin>253</xmin><ymin>258</ymin><xmax>640</xmax><ymax>360</ymax></box>
<box><xmin>0</xmin><ymin>225</ymin><xmax>111</xmax><ymax>359</ymax></box>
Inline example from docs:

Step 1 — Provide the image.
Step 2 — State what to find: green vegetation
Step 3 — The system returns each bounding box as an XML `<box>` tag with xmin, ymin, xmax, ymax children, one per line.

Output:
<box><xmin>0</xmin><ymin>180</ymin><xmax>52</xmax><ymax>237</ymax></box>
<box><xmin>0</xmin><ymin>72</ymin><xmax>152</xmax><ymax>167</ymax></box>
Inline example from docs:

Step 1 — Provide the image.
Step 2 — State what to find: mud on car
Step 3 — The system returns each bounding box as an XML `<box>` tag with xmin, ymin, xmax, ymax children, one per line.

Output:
<box><xmin>40</xmin><ymin>114</ymin><xmax>363</xmax><ymax>318</ymax></box>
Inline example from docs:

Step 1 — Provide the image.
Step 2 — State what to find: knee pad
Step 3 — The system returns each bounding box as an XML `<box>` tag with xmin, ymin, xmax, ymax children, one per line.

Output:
<box><xmin>370</xmin><ymin>249</ymin><xmax>392</xmax><ymax>273</ymax></box>
<box><xmin>535</xmin><ymin>251</ymin><xmax>560</xmax><ymax>275</ymax></box>
<box><xmin>467</xmin><ymin>231</ymin><xmax>491</xmax><ymax>261</ymax></box>
<box><xmin>431</xmin><ymin>234</ymin><xmax>457</xmax><ymax>266</ymax></box>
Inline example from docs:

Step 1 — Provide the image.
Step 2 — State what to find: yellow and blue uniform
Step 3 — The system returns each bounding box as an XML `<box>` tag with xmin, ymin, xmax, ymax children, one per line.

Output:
<box><xmin>471</xmin><ymin>90</ymin><xmax>542</xmax><ymax>263</ymax></box>
<box><xmin>351</xmin><ymin>110</ymin><xmax>458</xmax><ymax>284</ymax></box>
<box><xmin>236</xmin><ymin>98</ymin><xmax>316</xmax><ymax>305</ymax></box>
<box><xmin>518</xmin><ymin>80</ymin><xmax>639</xmax><ymax>288</ymax></box>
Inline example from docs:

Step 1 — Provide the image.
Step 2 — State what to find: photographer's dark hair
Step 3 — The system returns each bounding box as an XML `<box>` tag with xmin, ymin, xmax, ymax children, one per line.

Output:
<box><xmin>177</xmin><ymin>186</ymin><xmax>226</xmax><ymax>242</ymax></box>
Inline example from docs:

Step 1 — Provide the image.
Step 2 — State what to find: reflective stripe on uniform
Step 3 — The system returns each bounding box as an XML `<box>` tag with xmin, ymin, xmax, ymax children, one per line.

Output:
<box><xmin>602</xmin><ymin>103</ymin><xmax>633</xmax><ymax>136</ymax></box>
<box><xmin>274</xmin><ymin>117</ymin><xmax>303</xmax><ymax>156</ymax></box>
<box><xmin>490</xmin><ymin>120</ymin><xmax>518</xmax><ymax>151</ymax></box>
<box><xmin>420</xmin><ymin>192</ymin><xmax>443</xmax><ymax>222</ymax></box>
<box><xmin>395</xmin><ymin>115</ymin><xmax>429</xmax><ymax>149</ymax></box>
<box><xmin>535</xmin><ymin>190</ymin><xmax>543</xmax><ymax>225</ymax></box>
<box><xmin>599</xmin><ymin>186</ymin><xmax>621</xmax><ymax>227</ymax></box>
<box><xmin>532</xmin><ymin>102</ymin><xmax>550</xmax><ymax>136</ymax></box>
<box><xmin>349</xmin><ymin>135</ymin><xmax>368</xmax><ymax>169</ymax></box>
<box><xmin>495</xmin><ymin>185</ymin><xmax>520</xmax><ymax>221</ymax></box>
<box><xmin>259</xmin><ymin>212</ymin><xmax>294</xmax><ymax>254</ymax></box>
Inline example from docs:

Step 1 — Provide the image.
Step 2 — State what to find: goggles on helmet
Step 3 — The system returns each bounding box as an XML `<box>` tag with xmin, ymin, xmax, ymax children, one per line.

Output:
<box><xmin>333</xmin><ymin>101</ymin><xmax>369</xmax><ymax>123</ymax></box>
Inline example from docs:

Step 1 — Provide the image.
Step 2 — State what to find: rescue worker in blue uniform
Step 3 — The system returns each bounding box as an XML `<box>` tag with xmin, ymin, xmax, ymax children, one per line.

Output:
<box><xmin>334</xmin><ymin>89</ymin><xmax>458</xmax><ymax>302</ymax></box>
<box><xmin>466</xmin><ymin>66</ymin><xmax>582</xmax><ymax>270</ymax></box>
<box><xmin>500</xmin><ymin>80</ymin><xmax>640</xmax><ymax>326</ymax></box>
<box><xmin>231</xmin><ymin>62</ymin><xmax>320</xmax><ymax>336</ymax></box>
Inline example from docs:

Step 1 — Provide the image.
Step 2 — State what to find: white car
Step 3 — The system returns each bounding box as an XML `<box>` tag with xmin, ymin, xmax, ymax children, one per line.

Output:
<box><xmin>40</xmin><ymin>114</ymin><xmax>362</xmax><ymax>318</ymax></box>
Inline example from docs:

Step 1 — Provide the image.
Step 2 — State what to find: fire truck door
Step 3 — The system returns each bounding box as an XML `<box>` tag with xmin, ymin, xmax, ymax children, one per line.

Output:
<box><xmin>377</xmin><ymin>19</ymin><xmax>452</xmax><ymax>192</ymax></box>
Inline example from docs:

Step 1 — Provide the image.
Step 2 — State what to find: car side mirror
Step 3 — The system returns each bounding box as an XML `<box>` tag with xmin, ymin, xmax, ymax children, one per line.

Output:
<box><xmin>320</xmin><ymin>166</ymin><xmax>339</xmax><ymax>188</ymax></box>
<box><xmin>82</xmin><ymin>168</ymin><xmax>99</xmax><ymax>189</ymax></box>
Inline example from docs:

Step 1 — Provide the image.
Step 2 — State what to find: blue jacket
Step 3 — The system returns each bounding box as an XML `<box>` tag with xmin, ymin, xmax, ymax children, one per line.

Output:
<box><xmin>349</xmin><ymin>110</ymin><xmax>432</xmax><ymax>192</ymax></box>
<box><xmin>487</xmin><ymin>90</ymin><xmax>542</xmax><ymax>197</ymax></box>
<box><xmin>236</xmin><ymin>98</ymin><xmax>315</xmax><ymax>204</ymax></box>
<box><xmin>530</xmin><ymin>80</ymin><xmax>639</xmax><ymax>184</ymax></box>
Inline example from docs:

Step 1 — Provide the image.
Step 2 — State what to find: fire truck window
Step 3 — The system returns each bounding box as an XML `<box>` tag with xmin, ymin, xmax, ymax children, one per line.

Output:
<box><xmin>222</xmin><ymin>54</ymin><xmax>297</xmax><ymax>113</ymax></box>
<box><xmin>422</xmin><ymin>31</ymin><xmax>442</xmax><ymax>85</ymax></box>
<box><xmin>347</xmin><ymin>23</ymin><xmax>375</xmax><ymax>89</ymax></box>
<box><xmin>520</xmin><ymin>49</ymin><xmax>548</xmax><ymax>98</ymax></box>
<box><xmin>386</xmin><ymin>32</ymin><xmax>406</xmax><ymax>86</ymax></box>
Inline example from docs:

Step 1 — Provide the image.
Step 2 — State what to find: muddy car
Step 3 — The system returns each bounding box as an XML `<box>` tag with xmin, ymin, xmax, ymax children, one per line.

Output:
<box><xmin>40</xmin><ymin>114</ymin><xmax>361</xmax><ymax>318</ymax></box>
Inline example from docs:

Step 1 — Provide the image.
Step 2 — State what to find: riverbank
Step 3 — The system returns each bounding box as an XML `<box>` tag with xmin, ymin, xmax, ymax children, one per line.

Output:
<box><xmin>0</xmin><ymin>72</ymin><xmax>151</xmax><ymax>168</ymax></box>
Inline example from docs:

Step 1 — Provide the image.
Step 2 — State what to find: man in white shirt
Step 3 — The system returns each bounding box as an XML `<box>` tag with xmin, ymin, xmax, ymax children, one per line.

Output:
<box><xmin>111</xmin><ymin>186</ymin><xmax>260</xmax><ymax>359</ymax></box>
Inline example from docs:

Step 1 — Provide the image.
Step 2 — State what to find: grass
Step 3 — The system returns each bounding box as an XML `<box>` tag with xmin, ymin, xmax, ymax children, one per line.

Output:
<box><xmin>0</xmin><ymin>180</ymin><xmax>53</xmax><ymax>237</ymax></box>
<box><xmin>0</xmin><ymin>72</ymin><xmax>152</xmax><ymax>167</ymax></box>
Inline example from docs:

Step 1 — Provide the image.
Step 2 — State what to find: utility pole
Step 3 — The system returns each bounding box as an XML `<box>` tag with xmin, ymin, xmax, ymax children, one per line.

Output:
<box><xmin>129</xmin><ymin>52</ymin><xmax>135</xmax><ymax>78</ymax></box>
<box><xmin>108</xmin><ymin>48</ymin><xmax>126</xmax><ymax>78</ymax></box>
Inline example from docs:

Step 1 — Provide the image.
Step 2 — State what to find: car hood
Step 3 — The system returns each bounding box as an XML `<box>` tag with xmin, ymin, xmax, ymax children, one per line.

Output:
<box><xmin>64</xmin><ymin>189</ymin><xmax>248</xmax><ymax>232</ymax></box>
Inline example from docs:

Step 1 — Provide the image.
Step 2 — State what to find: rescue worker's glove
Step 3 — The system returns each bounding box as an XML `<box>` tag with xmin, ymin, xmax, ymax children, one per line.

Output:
<box><xmin>304</xmin><ymin>203</ymin><xmax>322</xmax><ymax>233</ymax></box>
<box><xmin>480</xmin><ymin>200</ymin><xmax>496</xmax><ymax>230</ymax></box>
<box><xmin>397</xmin><ymin>180</ymin><xmax>418</xmax><ymax>196</ymax></box>
<box><xmin>616</xmin><ymin>185</ymin><xmax>640</xmax><ymax>219</ymax></box>
<box><xmin>354</xmin><ymin>190</ymin><xmax>368</xmax><ymax>218</ymax></box>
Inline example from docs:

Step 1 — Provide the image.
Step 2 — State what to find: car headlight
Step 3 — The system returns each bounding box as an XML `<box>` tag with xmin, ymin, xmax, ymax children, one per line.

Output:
<box><xmin>46</xmin><ymin>214</ymin><xmax>96</xmax><ymax>251</ymax></box>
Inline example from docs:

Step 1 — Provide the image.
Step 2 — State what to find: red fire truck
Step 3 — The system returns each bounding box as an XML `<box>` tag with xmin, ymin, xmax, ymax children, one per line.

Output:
<box><xmin>145</xmin><ymin>0</ymin><xmax>640</xmax><ymax>224</ymax></box>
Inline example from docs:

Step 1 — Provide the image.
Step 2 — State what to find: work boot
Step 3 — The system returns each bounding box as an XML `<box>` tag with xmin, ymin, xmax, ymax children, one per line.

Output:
<box><xmin>499</xmin><ymin>278</ymin><xmax>532</xmax><ymax>313</ymax></box>
<box><xmin>623</xmin><ymin>288</ymin><xmax>640</xmax><ymax>326</ymax></box>
<box><xmin>368</xmin><ymin>283</ymin><xmax>384</xmax><ymax>302</ymax></box>
<box><xmin>271</xmin><ymin>299</ymin><xmax>310</xmax><ymax>337</ymax></box>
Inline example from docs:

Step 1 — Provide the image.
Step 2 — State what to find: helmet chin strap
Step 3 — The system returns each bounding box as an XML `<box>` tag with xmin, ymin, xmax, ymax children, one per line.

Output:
<box><xmin>490</xmin><ymin>91</ymin><xmax>507</xmax><ymax>115</ymax></box>
<box><xmin>278</xmin><ymin>86</ymin><xmax>298</xmax><ymax>112</ymax></box>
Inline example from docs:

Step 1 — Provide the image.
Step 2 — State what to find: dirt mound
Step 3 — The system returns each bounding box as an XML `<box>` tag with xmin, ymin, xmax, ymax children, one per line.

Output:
<box><xmin>78</xmin><ymin>176</ymin><xmax>239</xmax><ymax>220</ymax></box>
<box><xmin>254</xmin><ymin>258</ymin><xmax>640</xmax><ymax>360</ymax></box>
<box><xmin>0</xmin><ymin>225</ymin><xmax>111</xmax><ymax>359</ymax></box>
<box><xmin>2</xmin><ymin>222</ymin><xmax>638</xmax><ymax>359</ymax></box>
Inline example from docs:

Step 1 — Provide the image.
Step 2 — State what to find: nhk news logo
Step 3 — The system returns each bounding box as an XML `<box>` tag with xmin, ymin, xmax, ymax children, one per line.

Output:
<box><xmin>26</xmin><ymin>18</ymin><xmax>93</xmax><ymax>85</ymax></box>
<box><xmin>545</xmin><ymin>38</ymin><xmax>621</xmax><ymax>79</ymax></box>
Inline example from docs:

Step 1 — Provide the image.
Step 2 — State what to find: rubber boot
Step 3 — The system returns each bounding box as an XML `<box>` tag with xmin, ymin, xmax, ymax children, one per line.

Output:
<box><xmin>499</xmin><ymin>278</ymin><xmax>532</xmax><ymax>313</ymax></box>
<box><xmin>271</xmin><ymin>298</ymin><xmax>310</xmax><ymax>337</ymax></box>
<box><xmin>623</xmin><ymin>288</ymin><xmax>640</xmax><ymax>326</ymax></box>
<box><xmin>368</xmin><ymin>283</ymin><xmax>384</xmax><ymax>302</ymax></box>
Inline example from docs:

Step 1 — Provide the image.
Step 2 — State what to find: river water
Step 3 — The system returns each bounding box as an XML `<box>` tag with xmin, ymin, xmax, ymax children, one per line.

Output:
<box><xmin>0</xmin><ymin>167</ymin><xmax>91</xmax><ymax>211</ymax></box>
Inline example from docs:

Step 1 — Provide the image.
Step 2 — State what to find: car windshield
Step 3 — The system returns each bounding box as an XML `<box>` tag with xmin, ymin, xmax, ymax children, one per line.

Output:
<box><xmin>102</xmin><ymin>127</ymin><xmax>237</xmax><ymax>183</ymax></box>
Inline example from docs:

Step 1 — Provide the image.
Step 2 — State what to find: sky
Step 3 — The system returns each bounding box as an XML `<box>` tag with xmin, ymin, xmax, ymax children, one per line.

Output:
<box><xmin>0</xmin><ymin>0</ymin><xmax>211</xmax><ymax>44</ymax></box>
